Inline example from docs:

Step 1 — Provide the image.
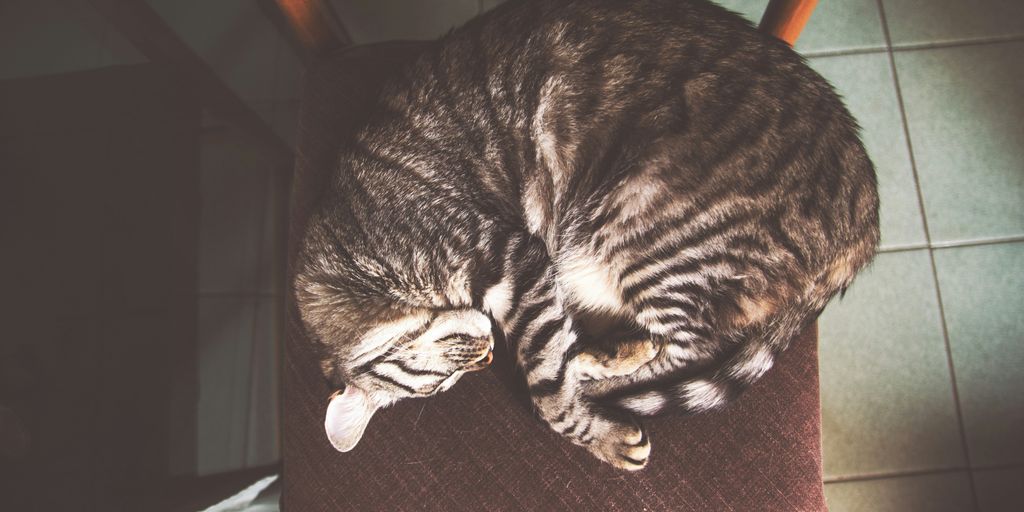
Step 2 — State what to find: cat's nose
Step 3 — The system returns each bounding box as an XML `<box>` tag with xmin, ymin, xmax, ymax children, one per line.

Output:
<box><xmin>465</xmin><ymin>348</ymin><xmax>493</xmax><ymax>372</ymax></box>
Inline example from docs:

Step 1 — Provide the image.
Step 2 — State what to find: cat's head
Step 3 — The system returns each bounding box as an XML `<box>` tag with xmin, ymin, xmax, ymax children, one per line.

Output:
<box><xmin>324</xmin><ymin>308</ymin><xmax>493</xmax><ymax>452</ymax></box>
<box><xmin>295</xmin><ymin>267</ymin><xmax>494</xmax><ymax>452</ymax></box>
<box><xmin>295</xmin><ymin>204</ymin><xmax>494</xmax><ymax>451</ymax></box>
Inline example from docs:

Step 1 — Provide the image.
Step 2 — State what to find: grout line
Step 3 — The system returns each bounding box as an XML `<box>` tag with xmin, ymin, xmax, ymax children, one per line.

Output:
<box><xmin>891</xmin><ymin>34</ymin><xmax>1024</xmax><ymax>53</ymax></box>
<box><xmin>875</xmin><ymin>1</ymin><xmax>980</xmax><ymax>509</ymax></box>
<box><xmin>929</xmin><ymin>235</ymin><xmax>1024</xmax><ymax>250</ymax></box>
<box><xmin>875</xmin><ymin>235</ymin><xmax>1024</xmax><ymax>255</ymax></box>
<box><xmin>271</xmin><ymin>159</ymin><xmax>291</xmax><ymax>461</ymax></box>
<box><xmin>802</xmin><ymin>46</ymin><xmax>889</xmax><ymax>59</ymax></box>
<box><xmin>802</xmin><ymin>35</ymin><xmax>1024</xmax><ymax>61</ymax></box>
<box><xmin>825</xmin><ymin>466</ymin><xmax>963</xmax><ymax>484</ymax></box>
<box><xmin>876</xmin><ymin>243</ymin><xmax>930</xmax><ymax>254</ymax></box>
<box><xmin>824</xmin><ymin>462</ymin><xmax>1024</xmax><ymax>484</ymax></box>
<box><xmin>260</xmin><ymin>164</ymin><xmax>290</xmax><ymax>462</ymax></box>
<box><xmin>242</xmin><ymin>164</ymin><xmax>278</xmax><ymax>468</ymax></box>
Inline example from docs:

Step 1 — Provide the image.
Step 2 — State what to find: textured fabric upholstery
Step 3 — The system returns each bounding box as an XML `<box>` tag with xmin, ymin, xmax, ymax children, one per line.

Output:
<box><xmin>283</xmin><ymin>42</ymin><xmax>826</xmax><ymax>512</ymax></box>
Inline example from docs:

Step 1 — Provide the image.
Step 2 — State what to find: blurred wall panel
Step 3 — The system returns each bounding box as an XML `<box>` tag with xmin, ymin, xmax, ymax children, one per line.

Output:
<box><xmin>0</xmin><ymin>65</ymin><xmax>200</xmax><ymax>510</ymax></box>
<box><xmin>0</xmin><ymin>0</ymin><xmax>145</xmax><ymax>80</ymax></box>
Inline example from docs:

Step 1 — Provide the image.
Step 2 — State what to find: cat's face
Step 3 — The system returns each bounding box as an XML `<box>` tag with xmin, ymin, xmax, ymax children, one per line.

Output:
<box><xmin>322</xmin><ymin>308</ymin><xmax>494</xmax><ymax>452</ymax></box>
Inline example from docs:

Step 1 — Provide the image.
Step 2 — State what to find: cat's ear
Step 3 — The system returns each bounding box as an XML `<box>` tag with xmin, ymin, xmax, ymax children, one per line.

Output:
<box><xmin>324</xmin><ymin>385</ymin><xmax>378</xmax><ymax>452</ymax></box>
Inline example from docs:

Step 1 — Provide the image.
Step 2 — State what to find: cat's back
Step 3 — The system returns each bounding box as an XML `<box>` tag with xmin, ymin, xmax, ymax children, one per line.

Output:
<box><xmin>455</xmin><ymin>0</ymin><xmax>876</xmax><ymax>246</ymax></box>
<box><xmin>469</xmin><ymin>0</ymin><xmax>808</xmax><ymax>84</ymax></box>
<box><xmin>371</xmin><ymin>0</ymin><xmax>877</xmax><ymax>262</ymax></box>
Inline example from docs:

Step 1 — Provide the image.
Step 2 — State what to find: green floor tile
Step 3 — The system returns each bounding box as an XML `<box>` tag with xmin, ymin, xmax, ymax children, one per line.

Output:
<box><xmin>882</xmin><ymin>0</ymin><xmax>1024</xmax><ymax>47</ymax></box>
<box><xmin>934</xmin><ymin>242</ymin><xmax>1024</xmax><ymax>466</ymax></box>
<box><xmin>809</xmin><ymin>53</ymin><xmax>926</xmax><ymax>249</ymax></box>
<box><xmin>894</xmin><ymin>42</ymin><xmax>1024</xmax><ymax>244</ymax></box>
<box><xmin>974</xmin><ymin>466</ymin><xmax>1024</xmax><ymax>512</ymax></box>
<box><xmin>713</xmin><ymin>0</ymin><xmax>887</xmax><ymax>54</ymax></box>
<box><xmin>825</xmin><ymin>472</ymin><xmax>974</xmax><ymax>512</ymax></box>
<box><xmin>819</xmin><ymin>250</ymin><xmax>965</xmax><ymax>478</ymax></box>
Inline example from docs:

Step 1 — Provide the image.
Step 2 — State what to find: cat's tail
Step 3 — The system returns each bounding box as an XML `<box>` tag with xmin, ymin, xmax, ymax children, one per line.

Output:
<box><xmin>595</xmin><ymin>241</ymin><xmax>876</xmax><ymax>418</ymax></box>
<box><xmin>597</xmin><ymin>308</ymin><xmax>814</xmax><ymax>417</ymax></box>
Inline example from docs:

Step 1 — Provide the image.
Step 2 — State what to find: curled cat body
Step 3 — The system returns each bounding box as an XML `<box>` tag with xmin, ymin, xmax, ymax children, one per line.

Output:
<box><xmin>294</xmin><ymin>0</ymin><xmax>879</xmax><ymax>470</ymax></box>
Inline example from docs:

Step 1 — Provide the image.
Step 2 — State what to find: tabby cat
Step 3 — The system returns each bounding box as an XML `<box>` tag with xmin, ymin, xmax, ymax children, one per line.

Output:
<box><xmin>294</xmin><ymin>0</ymin><xmax>879</xmax><ymax>470</ymax></box>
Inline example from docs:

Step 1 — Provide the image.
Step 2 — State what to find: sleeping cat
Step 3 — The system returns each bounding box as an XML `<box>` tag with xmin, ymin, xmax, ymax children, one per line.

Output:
<box><xmin>294</xmin><ymin>0</ymin><xmax>879</xmax><ymax>470</ymax></box>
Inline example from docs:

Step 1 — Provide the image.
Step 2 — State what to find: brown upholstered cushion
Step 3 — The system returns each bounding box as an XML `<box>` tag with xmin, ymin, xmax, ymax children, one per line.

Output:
<box><xmin>283</xmin><ymin>43</ymin><xmax>826</xmax><ymax>512</ymax></box>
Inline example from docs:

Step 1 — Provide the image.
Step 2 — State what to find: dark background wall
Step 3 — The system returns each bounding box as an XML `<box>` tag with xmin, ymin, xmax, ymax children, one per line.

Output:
<box><xmin>0</xmin><ymin>65</ymin><xmax>199</xmax><ymax>510</ymax></box>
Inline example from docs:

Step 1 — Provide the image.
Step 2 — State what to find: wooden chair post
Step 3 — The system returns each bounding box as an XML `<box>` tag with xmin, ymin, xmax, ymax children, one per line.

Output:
<box><xmin>758</xmin><ymin>0</ymin><xmax>819</xmax><ymax>46</ymax></box>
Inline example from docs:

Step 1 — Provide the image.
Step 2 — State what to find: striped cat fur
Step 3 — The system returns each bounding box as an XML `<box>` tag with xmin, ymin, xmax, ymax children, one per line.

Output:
<box><xmin>294</xmin><ymin>0</ymin><xmax>879</xmax><ymax>470</ymax></box>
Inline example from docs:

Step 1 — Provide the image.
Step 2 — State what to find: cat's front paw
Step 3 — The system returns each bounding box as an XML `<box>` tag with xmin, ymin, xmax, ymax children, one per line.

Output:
<box><xmin>575</xmin><ymin>413</ymin><xmax>651</xmax><ymax>471</ymax></box>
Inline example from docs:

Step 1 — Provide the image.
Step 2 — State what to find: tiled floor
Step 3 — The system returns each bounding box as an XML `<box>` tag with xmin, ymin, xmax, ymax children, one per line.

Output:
<box><xmin>717</xmin><ymin>1</ymin><xmax>1024</xmax><ymax>510</ymax></box>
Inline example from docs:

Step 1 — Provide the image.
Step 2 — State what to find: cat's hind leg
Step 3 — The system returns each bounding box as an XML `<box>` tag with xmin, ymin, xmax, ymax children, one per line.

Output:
<box><xmin>524</xmin><ymin>317</ymin><xmax>652</xmax><ymax>470</ymax></box>
<box><xmin>499</xmin><ymin>234</ymin><xmax>651</xmax><ymax>470</ymax></box>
